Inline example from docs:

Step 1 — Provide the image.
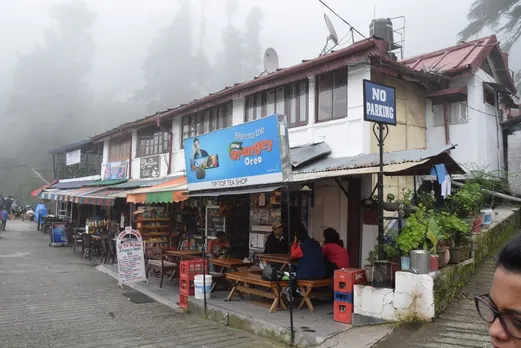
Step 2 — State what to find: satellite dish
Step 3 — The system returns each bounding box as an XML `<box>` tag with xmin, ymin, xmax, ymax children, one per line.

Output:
<box><xmin>263</xmin><ymin>47</ymin><xmax>279</xmax><ymax>74</ymax></box>
<box><xmin>324</xmin><ymin>14</ymin><xmax>339</xmax><ymax>45</ymax></box>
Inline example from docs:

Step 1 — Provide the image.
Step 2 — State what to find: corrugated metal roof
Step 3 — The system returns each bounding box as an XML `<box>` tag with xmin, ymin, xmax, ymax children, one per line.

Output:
<box><xmin>294</xmin><ymin>145</ymin><xmax>455</xmax><ymax>174</ymax></box>
<box><xmin>48</xmin><ymin>139</ymin><xmax>91</xmax><ymax>154</ymax></box>
<box><xmin>49</xmin><ymin>180</ymin><xmax>99</xmax><ymax>189</ymax></box>
<box><xmin>290</xmin><ymin>142</ymin><xmax>332</xmax><ymax>168</ymax></box>
<box><xmin>83</xmin><ymin>179</ymin><xmax>127</xmax><ymax>187</ymax></box>
<box><xmin>400</xmin><ymin>36</ymin><xmax>497</xmax><ymax>76</ymax></box>
<box><xmin>111</xmin><ymin>178</ymin><xmax>170</xmax><ymax>189</ymax></box>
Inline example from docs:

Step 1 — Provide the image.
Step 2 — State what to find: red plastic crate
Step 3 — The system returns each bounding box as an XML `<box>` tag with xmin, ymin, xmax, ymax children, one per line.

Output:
<box><xmin>179</xmin><ymin>278</ymin><xmax>194</xmax><ymax>296</ymax></box>
<box><xmin>179</xmin><ymin>259</ymin><xmax>209</xmax><ymax>280</ymax></box>
<box><xmin>179</xmin><ymin>294</ymin><xmax>188</xmax><ymax>309</ymax></box>
<box><xmin>334</xmin><ymin>268</ymin><xmax>367</xmax><ymax>293</ymax></box>
<box><xmin>334</xmin><ymin>301</ymin><xmax>353</xmax><ymax>324</ymax></box>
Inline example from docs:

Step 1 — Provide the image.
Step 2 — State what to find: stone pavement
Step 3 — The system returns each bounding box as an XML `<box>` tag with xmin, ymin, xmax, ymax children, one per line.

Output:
<box><xmin>0</xmin><ymin>221</ymin><xmax>285</xmax><ymax>348</ymax></box>
<box><xmin>373</xmin><ymin>232</ymin><xmax>521</xmax><ymax>348</ymax></box>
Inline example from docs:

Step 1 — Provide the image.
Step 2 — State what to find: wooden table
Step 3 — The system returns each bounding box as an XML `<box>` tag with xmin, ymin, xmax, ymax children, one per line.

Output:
<box><xmin>225</xmin><ymin>271</ymin><xmax>288</xmax><ymax>312</ymax></box>
<box><xmin>258</xmin><ymin>253</ymin><xmax>290</xmax><ymax>264</ymax></box>
<box><xmin>165</xmin><ymin>250</ymin><xmax>202</xmax><ymax>259</ymax></box>
<box><xmin>209</xmin><ymin>258</ymin><xmax>253</xmax><ymax>272</ymax></box>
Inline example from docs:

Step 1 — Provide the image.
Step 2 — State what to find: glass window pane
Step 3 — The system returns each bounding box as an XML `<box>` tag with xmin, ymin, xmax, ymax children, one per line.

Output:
<box><xmin>226</xmin><ymin>102</ymin><xmax>233</xmax><ymax>127</ymax></box>
<box><xmin>255</xmin><ymin>93</ymin><xmax>263</xmax><ymax>119</ymax></box>
<box><xmin>266</xmin><ymin>89</ymin><xmax>276</xmax><ymax>115</ymax></box>
<box><xmin>333</xmin><ymin>68</ymin><xmax>348</xmax><ymax>119</ymax></box>
<box><xmin>276</xmin><ymin>87</ymin><xmax>284</xmax><ymax>115</ymax></box>
<box><xmin>318</xmin><ymin>71</ymin><xmax>333</xmax><ymax>122</ymax></box>
<box><xmin>287</xmin><ymin>84</ymin><xmax>297</xmax><ymax>125</ymax></box>
<box><xmin>299</xmin><ymin>80</ymin><xmax>308</xmax><ymax>123</ymax></box>
<box><xmin>246</xmin><ymin>96</ymin><xmax>254</xmax><ymax>122</ymax></box>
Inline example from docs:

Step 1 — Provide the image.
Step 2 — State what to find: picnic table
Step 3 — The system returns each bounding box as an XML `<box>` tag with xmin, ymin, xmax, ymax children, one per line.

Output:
<box><xmin>209</xmin><ymin>258</ymin><xmax>253</xmax><ymax>273</ymax></box>
<box><xmin>165</xmin><ymin>250</ymin><xmax>202</xmax><ymax>259</ymax></box>
<box><xmin>225</xmin><ymin>271</ymin><xmax>288</xmax><ymax>312</ymax></box>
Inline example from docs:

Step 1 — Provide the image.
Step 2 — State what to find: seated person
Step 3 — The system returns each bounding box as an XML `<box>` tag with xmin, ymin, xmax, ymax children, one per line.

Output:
<box><xmin>264</xmin><ymin>221</ymin><xmax>289</xmax><ymax>254</ymax></box>
<box><xmin>322</xmin><ymin>228</ymin><xmax>350</xmax><ymax>277</ymax></box>
<box><xmin>206</xmin><ymin>231</ymin><xmax>230</xmax><ymax>272</ymax></box>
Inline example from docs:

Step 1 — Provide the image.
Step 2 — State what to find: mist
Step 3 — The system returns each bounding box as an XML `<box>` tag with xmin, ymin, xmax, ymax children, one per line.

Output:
<box><xmin>0</xmin><ymin>0</ymin><xmax>519</xmax><ymax>202</ymax></box>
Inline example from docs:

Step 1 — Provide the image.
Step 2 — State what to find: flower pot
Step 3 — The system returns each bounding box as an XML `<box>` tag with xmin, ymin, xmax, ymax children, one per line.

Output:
<box><xmin>449</xmin><ymin>246</ymin><xmax>463</xmax><ymax>264</ymax></box>
<box><xmin>472</xmin><ymin>216</ymin><xmax>482</xmax><ymax>234</ymax></box>
<box><xmin>437</xmin><ymin>248</ymin><xmax>449</xmax><ymax>268</ymax></box>
<box><xmin>430</xmin><ymin>254</ymin><xmax>439</xmax><ymax>272</ymax></box>
<box><xmin>382</xmin><ymin>202</ymin><xmax>400</xmax><ymax>212</ymax></box>
<box><xmin>400</xmin><ymin>256</ymin><xmax>411</xmax><ymax>271</ymax></box>
<box><xmin>461</xmin><ymin>244</ymin><xmax>471</xmax><ymax>260</ymax></box>
<box><xmin>364</xmin><ymin>264</ymin><xmax>373</xmax><ymax>283</ymax></box>
<box><xmin>363</xmin><ymin>209</ymin><xmax>378</xmax><ymax>225</ymax></box>
<box><xmin>373</xmin><ymin>261</ymin><xmax>393</xmax><ymax>288</ymax></box>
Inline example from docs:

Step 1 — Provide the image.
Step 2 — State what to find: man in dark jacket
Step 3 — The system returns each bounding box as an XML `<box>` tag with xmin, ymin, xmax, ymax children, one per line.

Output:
<box><xmin>264</xmin><ymin>222</ymin><xmax>288</xmax><ymax>254</ymax></box>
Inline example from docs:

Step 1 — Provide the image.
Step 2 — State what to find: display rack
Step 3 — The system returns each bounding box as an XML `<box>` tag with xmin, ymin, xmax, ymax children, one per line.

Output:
<box><xmin>205</xmin><ymin>205</ymin><xmax>225</xmax><ymax>240</ymax></box>
<box><xmin>135</xmin><ymin>206</ymin><xmax>171</xmax><ymax>247</ymax></box>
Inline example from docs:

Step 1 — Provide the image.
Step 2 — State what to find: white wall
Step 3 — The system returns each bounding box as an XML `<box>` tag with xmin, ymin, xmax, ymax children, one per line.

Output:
<box><xmin>426</xmin><ymin>66</ymin><xmax>503</xmax><ymax>173</ymax></box>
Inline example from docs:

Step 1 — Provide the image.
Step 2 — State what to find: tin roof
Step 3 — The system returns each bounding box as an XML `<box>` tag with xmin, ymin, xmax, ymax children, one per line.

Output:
<box><xmin>49</xmin><ymin>180</ymin><xmax>99</xmax><ymax>189</ymax></box>
<box><xmin>290</xmin><ymin>142</ymin><xmax>332</xmax><ymax>168</ymax></box>
<box><xmin>111</xmin><ymin>178</ymin><xmax>170</xmax><ymax>189</ymax></box>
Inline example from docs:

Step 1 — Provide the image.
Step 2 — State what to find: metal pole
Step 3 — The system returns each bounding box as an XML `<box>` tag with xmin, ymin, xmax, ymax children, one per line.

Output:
<box><xmin>285</xmin><ymin>186</ymin><xmax>294</xmax><ymax>346</ymax></box>
<box><xmin>373</xmin><ymin>123</ymin><xmax>388</xmax><ymax>260</ymax></box>
<box><xmin>202</xmin><ymin>209</ymin><xmax>207</xmax><ymax>317</ymax></box>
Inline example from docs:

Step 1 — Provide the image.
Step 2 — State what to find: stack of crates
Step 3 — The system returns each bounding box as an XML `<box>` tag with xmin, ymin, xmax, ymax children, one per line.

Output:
<box><xmin>333</xmin><ymin>268</ymin><xmax>367</xmax><ymax>324</ymax></box>
<box><xmin>179</xmin><ymin>258</ymin><xmax>209</xmax><ymax>309</ymax></box>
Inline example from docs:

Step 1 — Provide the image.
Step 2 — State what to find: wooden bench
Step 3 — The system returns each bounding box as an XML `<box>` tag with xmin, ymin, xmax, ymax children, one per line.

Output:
<box><xmin>225</xmin><ymin>271</ymin><xmax>288</xmax><ymax>313</ymax></box>
<box><xmin>296</xmin><ymin>278</ymin><xmax>334</xmax><ymax>312</ymax></box>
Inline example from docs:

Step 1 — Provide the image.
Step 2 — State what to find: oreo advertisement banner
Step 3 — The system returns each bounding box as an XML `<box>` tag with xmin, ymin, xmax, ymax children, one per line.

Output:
<box><xmin>184</xmin><ymin>114</ymin><xmax>291</xmax><ymax>191</ymax></box>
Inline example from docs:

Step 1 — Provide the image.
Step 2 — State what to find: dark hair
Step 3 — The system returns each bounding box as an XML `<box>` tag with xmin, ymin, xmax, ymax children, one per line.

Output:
<box><xmin>294</xmin><ymin>222</ymin><xmax>309</xmax><ymax>242</ymax></box>
<box><xmin>497</xmin><ymin>234</ymin><xmax>521</xmax><ymax>273</ymax></box>
<box><xmin>216</xmin><ymin>231</ymin><xmax>225</xmax><ymax>239</ymax></box>
<box><xmin>194</xmin><ymin>137</ymin><xmax>200</xmax><ymax>144</ymax></box>
<box><xmin>323</xmin><ymin>228</ymin><xmax>344</xmax><ymax>247</ymax></box>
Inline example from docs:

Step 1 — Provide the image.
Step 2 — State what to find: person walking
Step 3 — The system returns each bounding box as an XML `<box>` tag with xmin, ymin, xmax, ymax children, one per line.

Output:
<box><xmin>1</xmin><ymin>208</ymin><xmax>8</xmax><ymax>231</ymax></box>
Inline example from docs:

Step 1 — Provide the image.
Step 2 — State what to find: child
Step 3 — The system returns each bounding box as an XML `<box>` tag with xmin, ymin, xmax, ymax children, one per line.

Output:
<box><xmin>206</xmin><ymin>231</ymin><xmax>230</xmax><ymax>272</ymax></box>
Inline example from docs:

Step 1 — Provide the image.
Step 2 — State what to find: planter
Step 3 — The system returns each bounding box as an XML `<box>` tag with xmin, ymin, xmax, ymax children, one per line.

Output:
<box><xmin>449</xmin><ymin>246</ymin><xmax>463</xmax><ymax>264</ymax></box>
<box><xmin>400</xmin><ymin>256</ymin><xmax>411</xmax><ymax>271</ymax></box>
<box><xmin>363</xmin><ymin>209</ymin><xmax>378</xmax><ymax>225</ymax></box>
<box><xmin>461</xmin><ymin>244</ymin><xmax>471</xmax><ymax>260</ymax></box>
<box><xmin>364</xmin><ymin>264</ymin><xmax>374</xmax><ymax>283</ymax></box>
<box><xmin>472</xmin><ymin>215</ymin><xmax>482</xmax><ymax>234</ymax></box>
<box><xmin>382</xmin><ymin>202</ymin><xmax>400</xmax><ymax>212</ymax></box>
<box><xmin>437</xmin><ymin>248</ymin><xmax>450</xmax><ymax>268</ymax></box>
<box><xmin>373</xmin><ymin>261</ymin><xmax>393</xmax><ymax>288</ymax></box>
<box><xmin>430</xmin><ymin>254</ymin><xmax>439</xmax><ymax>272</ymax></box>
<box><xmin>410</xmin><ymin>250</ymin><xmax>430</xmax><ymax>274</ymax></box>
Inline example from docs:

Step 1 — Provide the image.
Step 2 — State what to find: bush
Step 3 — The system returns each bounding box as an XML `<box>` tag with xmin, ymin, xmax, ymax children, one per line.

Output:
<box><xmin>434</xmin><ymin>211</ymin><xmax>469</xmax><ymax>247</ymax></box>
<box><xmin>397</xmin><ymin>206</ymin><xmax>429</xmax><ymax>254</ymax></box>
<box><xmin>446</xmin><ymin>183</ymin><xmax>484</xmax><ymax>218</ymax></box>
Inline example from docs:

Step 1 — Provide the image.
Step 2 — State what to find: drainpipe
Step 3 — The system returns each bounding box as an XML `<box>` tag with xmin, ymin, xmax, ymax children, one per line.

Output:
<box><xmin>128</xmin><ymin>133</ymin><xmax>133</xmax><ymax>179</ymax></box>
<box><xmin>167</xmin><ymin>131</ymin><xmax>173</xmax><ymax>175</ymax></box>
<box><xmin>443</xmin><ymin>102</ymin><xmax>450</xmax><ymax>146</ymax></box>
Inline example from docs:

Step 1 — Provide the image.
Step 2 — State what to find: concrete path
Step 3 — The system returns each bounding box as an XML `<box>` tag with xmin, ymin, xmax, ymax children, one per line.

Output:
<box><xmin>373</xmin><ymin>232</ymin><xmax>521</xmax><ymax>348</ymax></box>
<box><xmin>0</xmin><ymin>222</ymin><xmax>285</xmax><ymax>348</ymax></box>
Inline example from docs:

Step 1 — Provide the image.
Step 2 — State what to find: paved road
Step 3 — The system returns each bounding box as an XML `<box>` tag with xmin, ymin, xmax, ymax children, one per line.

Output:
<box><xmin>373</xmin><ymin>233</ymin><xmax>520</xmax><ymax>348</ymax></box>
<box><xmin>0</xmin><ymin>222</ymin><xmax>284</xmax><ymax>348</ymax></box>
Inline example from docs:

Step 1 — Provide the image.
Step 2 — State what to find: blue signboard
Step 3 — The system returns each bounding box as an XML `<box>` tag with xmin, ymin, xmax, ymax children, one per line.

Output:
<box><xmin>183</xmin><ymin>115</ymin><xmax>289</xmax><ymax>191</ymax></box>
<box><xmin>363</xmin><ymin>80</ymin><xmax>396</xmax><ymax>125</ymax></box>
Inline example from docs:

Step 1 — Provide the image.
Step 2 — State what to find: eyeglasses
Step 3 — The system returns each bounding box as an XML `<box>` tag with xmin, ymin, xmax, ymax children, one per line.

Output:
<box><xmin>475</xmin><ymin>294</ymin><xmax>521</xmax><ymax>340</ymax></box>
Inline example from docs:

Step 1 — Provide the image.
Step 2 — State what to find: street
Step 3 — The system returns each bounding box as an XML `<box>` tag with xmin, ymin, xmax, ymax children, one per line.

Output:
<box><xmin>0</xmin><ymin>221</ymin><xmax>284</xmax><ymax>348</ymax></box>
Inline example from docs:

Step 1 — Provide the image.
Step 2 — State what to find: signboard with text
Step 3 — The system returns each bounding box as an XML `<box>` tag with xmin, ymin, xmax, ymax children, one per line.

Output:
<box><xmin>104</xmin><ymin>161</ymin><xmax>128</xmax><ymax>180</ymax></box>
<box><xmin>116</xmin><ymin>227</ymin><xmax>146</xmax><ymax>284</ymax></box>
<box><xmin>363</xmin><ymin>80</ymin><xmax>396</xmax><ymax>125</ymax></box>
<box><xmin>183</xmin><ymin>114</ymin><xmax>291</xmax><ymax>191</ymax></box>
<box><xmin>140</xmin><ymin>155</ymin><xmax>160</xmax><ymax>179</ymax></box>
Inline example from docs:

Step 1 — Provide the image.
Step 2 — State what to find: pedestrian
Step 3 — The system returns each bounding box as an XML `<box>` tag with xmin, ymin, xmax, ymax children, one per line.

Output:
<box><xmin>1</xmin><ymin>208</ymin><xmax>8</xmax><ymax>231</ymax></box>
<box><xmin>475</xmin><ymin>233</ymin><xmax>521</xmax><ymax>347</ymax></box>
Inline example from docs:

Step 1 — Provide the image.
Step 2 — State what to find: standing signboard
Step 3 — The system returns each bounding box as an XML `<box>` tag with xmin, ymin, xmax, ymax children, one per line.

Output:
<box><xmin>183</xmin><ymin>114</ymin><xmax>292</xmax><ymax>192</ymax></box>
<box><xmin>140</xmin><ymin>156</ymin><xmax>160</xmax><ymax>179</ymax></box>
<box><xmin>116</xmin><ymin>227</ymin><xmax>146</xmax><ymax>285</ymax></box>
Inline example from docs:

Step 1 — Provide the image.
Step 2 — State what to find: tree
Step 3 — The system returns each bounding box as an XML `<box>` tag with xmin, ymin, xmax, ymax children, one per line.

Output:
<box><xmin>136</xmin><ymin>1</ymin><xmax>210</xmax><ymax>111</ymax></box>
<box><xmin>459</xmin><ymin>0</ymin><xmax>521</xmax><ymax>91</ymax></box>
<box><xmin>243</xmin><ymin>7</ymin><xmax>264</xmax><ymax>79</ymax></box>
<box><xmin>4</xmin><ymin>0</ymin><xmax>95</xmax><ymax>201</ymax></box>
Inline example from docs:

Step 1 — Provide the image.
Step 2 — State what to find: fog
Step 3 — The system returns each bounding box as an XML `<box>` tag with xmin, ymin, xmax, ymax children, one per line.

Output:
<box><xmin>0</xmin><ymin>0</ymin><xmax>519</xmax><ymax>201</ymax></box>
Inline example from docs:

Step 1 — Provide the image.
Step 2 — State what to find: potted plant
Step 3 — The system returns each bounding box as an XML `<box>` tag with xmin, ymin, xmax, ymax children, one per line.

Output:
<box><xmin>362</xmin><ymin>196</ymin><xmax>378</xmax><ymax>225</ymax></box>
<box><xmin>401</xmin><ymin>188</ymin><xmax>415</xmax><ymax>216</ymax></box>
<box><xmin>364</xmin><ymin>246</ymin><xmax>377</xmax><ymax>282</ymax></box>
<box><xmin>436</xmin><ymin>212</ymin><xmax>470</xmax><ymax>264</ymax></box>
<box><xmin>426</xmin><ymin>217</ymin><xmax>444</xmax><ymax>271</ymax></box>
<box><xmin>416</xmin><ymin>190</ymin><xmax>436</xmax><ymax>210</ymax></box>
<box><xmin>382</xmin><ymin>193</ymin><xmax>400</xmax><ymax>212</ymax></box>
<box><xmin>397</xmin><ymin>207</ymin><xmax>428</xmax><ymax>271</ymax></box>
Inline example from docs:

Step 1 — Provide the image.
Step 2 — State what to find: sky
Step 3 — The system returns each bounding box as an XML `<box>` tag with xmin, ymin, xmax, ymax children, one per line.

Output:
<box><xmin>0</xmin><ymin>0</ymin><xmax>518</xmax><ymax>104</ymax></box>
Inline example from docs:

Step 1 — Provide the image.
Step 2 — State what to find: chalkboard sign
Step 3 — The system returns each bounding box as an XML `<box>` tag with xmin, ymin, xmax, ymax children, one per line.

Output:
<box><xmin>205</xmin><ymin>205</ymin><xmax>225</xmax><ymax>239</ymax></box>
<box><xmin>140</xmin><ymin>155</ymin><xmax>160</xmax><ymax>178</ymax></box>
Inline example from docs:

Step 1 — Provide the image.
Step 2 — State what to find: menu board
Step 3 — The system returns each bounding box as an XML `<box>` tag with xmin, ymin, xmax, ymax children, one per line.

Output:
<box><xmin>205</xmin><ymin>205</ymin><xmax>225</xmax><ymax>239</ymax></box>
<box><xmin>116</xmin><ymin>227</ymin><xmax>146</xmax><ymax>284</ymax></box>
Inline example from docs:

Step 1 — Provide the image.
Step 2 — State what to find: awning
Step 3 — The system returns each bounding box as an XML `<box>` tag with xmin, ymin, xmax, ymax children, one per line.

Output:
<box><xmin>111</xmin><ymin>178</ymin><xmax>170</xmax><ymax>189</ymax></box>
<box><xmin>48</xmin><ymin>178</ymin><xmax>101</xmax><ymax>189</ymax></box>
<box><xmin>39</xmin><ymin>187</ymin><xmax>105</xmax><ymax>203</ymax></box>
<box><xmin>31</xmin><ymin>180</ymin><xmax>58</xmax><ymax>197</ymax></box>
<box><xmin>291</xmin><ymin>145</ymin><xmax>465</xmax><ymax>182</ymax></box>
<box><xmin>79</xmin><ymin>189</ymin><xmax>123</xmax><ymax>206</ymax></box>
<box><xmin>83</xmin><ymin>179</ymin><xmax>128</xmax><ymax>187</ymax></box>
<box><xmin>189</xmin><ymin>185</ymin><xmax>282</xmax><ymax>197</ymax></box>
<box><xmin>126</xmin><ymin>176</ymin><xmax>188</xmax><ymax>203</ymax></box>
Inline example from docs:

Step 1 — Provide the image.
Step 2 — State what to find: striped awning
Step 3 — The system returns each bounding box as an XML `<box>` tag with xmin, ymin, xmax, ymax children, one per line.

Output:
<box><xmin>126</xmin><ymin>176</ymin><xmax>188</xmax><ymax>204</ymax></box>
<box><xmin>31</xmin><ymin>180</ymin><xmax>58</xmax><ymax>197</ymax></box>
<box><xmin>39</xmin><ymin>187</ymin><xmax>105</xmax><ymax>203</ymax></box>
<box><xmin>79</xmin><ymin>189</ymin><xmax>123</xmax><ymax>206</ymax></box>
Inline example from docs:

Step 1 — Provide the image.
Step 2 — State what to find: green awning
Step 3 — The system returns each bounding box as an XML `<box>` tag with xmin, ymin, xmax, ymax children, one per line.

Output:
<box><xmin>145</xmin><ymin>191</ymin><xmax>173</xmax><ymax>204</ymax></box>
<box><xmin>84</xmin><ymin>179</ymin><xmax>128</xmax><ymax>187</ymax></box>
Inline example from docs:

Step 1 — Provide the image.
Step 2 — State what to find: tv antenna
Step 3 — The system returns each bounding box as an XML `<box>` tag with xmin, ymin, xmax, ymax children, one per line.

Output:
<box><xmin>320</xmin><ymin>14</ymin><xmax>339</xmax><ymax>56</ymax></box>
<box><xmin>262</xmin><ymin>47</ymin><xmax>279</xmax><ymax>74</ymax></box>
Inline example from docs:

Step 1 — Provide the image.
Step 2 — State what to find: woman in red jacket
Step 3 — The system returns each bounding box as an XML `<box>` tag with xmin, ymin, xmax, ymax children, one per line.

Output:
<box><xmin>322</xmin><ymin>228</ymin><xmax>349</xmax><ymax>277</ymax></box>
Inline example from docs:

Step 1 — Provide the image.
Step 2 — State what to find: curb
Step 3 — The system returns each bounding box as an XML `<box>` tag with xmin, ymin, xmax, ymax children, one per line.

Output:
<box><xmin>96</xmin><ymin>264</ymin><xmax>184</xmax><ymax>314</ymax></box>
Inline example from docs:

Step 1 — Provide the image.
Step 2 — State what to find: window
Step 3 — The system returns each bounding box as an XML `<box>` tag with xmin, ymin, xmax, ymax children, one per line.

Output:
<box><xmin>316</xmin><ymin>67</ymin><xmax>348</xmax><ymax>122</ymax></box>
<box><xmin>180</xmin><ymin>101</ymin><xmax>233</xmax><ymax>148</ymax></box>
<box><xmin>484</xmin><ymin>87</ymin><xmax>496</xmax><ymax>107</ymax></box>
<box><xmin>433</xmin><ymin>103</ymin><xmax>468</xmax><ymax>126</ymax></box>
<box><xmin>108</xmin><ymin>136</ymin><xmax>130</xmax><ymax>162</ymax></box>
<box><xmin>136</xmin><ymin>126</ymin><xmax>171</xmax><ymax>157</ymax></box>
<box><xmin>245</xmin><ymin>80</ymin><xmax>308</xmax><ymax>127</ymax></box>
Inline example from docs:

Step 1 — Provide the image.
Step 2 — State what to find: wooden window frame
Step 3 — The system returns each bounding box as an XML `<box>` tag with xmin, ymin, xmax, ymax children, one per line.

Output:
<box><xmin>315</xmin><ymin>67</ymin><xmax>348</xmax><ymax>123</ymax></box>
<box><xmin>108</xmin><ymin>136</ymin><xmax>131</xmax><ymax>162</ymax></box>
<box><xmin>136</xmin><ymin>126</ymin><xmax>171</xmax><ymax>158</ymax></box>
<box><xmin>180</xmin><ymin>101</ymin><xmax>233</xmax><ymax>148</ymax></box>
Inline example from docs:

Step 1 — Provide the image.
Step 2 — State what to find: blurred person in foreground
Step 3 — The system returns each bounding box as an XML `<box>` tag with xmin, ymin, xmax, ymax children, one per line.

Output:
<box><xmin>475</xmin><ymin>233</ymin><xmax>521</xmax><ymax>348</ymax></box>
<box><xmin>1</xmin><ymin>208</ymin><xmax>8</xmax><ymax>231</ymax></box>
